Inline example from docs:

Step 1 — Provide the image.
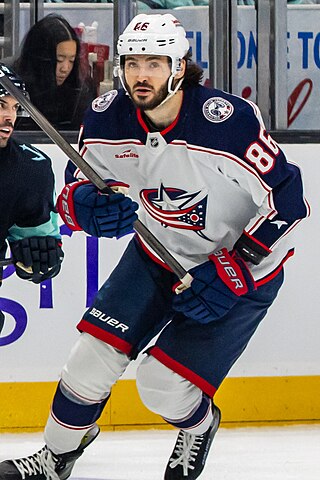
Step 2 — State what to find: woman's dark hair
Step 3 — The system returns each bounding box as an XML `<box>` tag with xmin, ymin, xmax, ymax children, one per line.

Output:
<box><xmin>13</xmin><ymin>14</ymin><xmax>96</xmax><ymax>129</ymax></box>
<box><xmin>14</xmin><ymin>14</ymin><xmax>82</xmax><ymax>92</ymax></box>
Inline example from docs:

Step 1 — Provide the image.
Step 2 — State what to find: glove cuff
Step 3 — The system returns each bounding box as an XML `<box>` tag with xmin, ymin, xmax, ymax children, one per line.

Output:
<box><xmin>57</xmin><ymin>180</ymin><xmax>91</xmax><ymax>231</ymax></box>
<box><xmin>209</xmin><ymin>248</ymin><xmax>255</xmax><ymax>296</ymax></box>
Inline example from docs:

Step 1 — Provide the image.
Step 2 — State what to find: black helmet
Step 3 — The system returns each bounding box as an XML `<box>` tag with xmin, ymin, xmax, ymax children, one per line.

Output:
<box><xmin>0</xmin><ymin>63</ymin><xmax>28</xmax><ymax>97</ymax></box>
<box><xmin>0</xmin><ymin>63</ymin><xmax>29</xmax><ymax>116</ymax></box>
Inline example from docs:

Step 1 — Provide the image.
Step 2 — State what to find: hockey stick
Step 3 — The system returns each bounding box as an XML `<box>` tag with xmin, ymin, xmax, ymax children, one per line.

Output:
<box><xmin>0</xmin><ymin>258</ymin><xmax>13</xmax><ymax>267</ymax></box>
<box><xmin>0</xmin><ymin>69</ymin><xmax>192</xmax><ymax>290</ymax></box>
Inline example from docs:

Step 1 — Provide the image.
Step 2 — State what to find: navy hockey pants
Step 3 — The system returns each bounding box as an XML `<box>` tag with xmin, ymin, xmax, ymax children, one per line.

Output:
<box><xmin>78</xmin><ymin>237</ymin><xmax>284</xmax><ymax>397</ymax></box>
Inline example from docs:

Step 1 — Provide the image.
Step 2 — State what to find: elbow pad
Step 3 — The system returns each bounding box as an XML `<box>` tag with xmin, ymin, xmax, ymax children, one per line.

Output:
<box><xmin>234</xmin><ymin>233</ymin><xmax>271</xmax><ymax>266</ymax></box>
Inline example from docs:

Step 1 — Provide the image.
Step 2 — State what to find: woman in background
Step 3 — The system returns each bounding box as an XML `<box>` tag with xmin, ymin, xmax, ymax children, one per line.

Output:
<box><xmin>12</xmin><ymin>14</ymin><xmax>96</xmax><ymax>130</ymax></box>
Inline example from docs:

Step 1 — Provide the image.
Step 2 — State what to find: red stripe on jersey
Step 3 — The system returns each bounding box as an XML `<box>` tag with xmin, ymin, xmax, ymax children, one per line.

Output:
<box><xmin>242</xmin><ymin>230</ymin><xmax>272</xmax><ymax>253</ymax></box>
<box><xmin>170</xmin><ymin>141</ymin><xmax>272</xmax><ymax>194</ymax></box>
<box><xmin>256</xmin><ymin>248</ymin><xmax>294</xmax><ymax>287</ymax></box>
<box><xmin>137</xmin><ymin>104</ymin><xmax>181</xmax><ymax>135</ymax></box>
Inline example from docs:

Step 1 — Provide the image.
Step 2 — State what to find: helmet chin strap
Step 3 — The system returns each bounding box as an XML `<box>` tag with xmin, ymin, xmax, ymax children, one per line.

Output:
<box><xmin>157</xmin><ymin>74</ymin><xmax>183</xmax><ymax>108</ymax></box>
<box><xmin>118</xmin><ymin>71</ymin><xmax>129</xmax><ymax>94</ymax></box>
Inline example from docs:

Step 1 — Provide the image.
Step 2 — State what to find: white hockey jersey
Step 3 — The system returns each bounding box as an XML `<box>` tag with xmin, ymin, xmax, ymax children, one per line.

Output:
<box><xmin>68</xmin><ymin>85</ymin><xmax>310</xmax><ymax>284</ymax></box>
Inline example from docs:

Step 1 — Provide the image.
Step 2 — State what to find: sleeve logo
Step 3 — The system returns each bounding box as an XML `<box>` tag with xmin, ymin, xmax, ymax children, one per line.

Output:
<box><xmin>202</xmin><ymin>97</ymin><xmax>234</xmax><ymax>123</ymax></box>
<box><xmin>92</xmin><ymin>89</ymin><xmax>118</xmax><ymax>112</ymax></box>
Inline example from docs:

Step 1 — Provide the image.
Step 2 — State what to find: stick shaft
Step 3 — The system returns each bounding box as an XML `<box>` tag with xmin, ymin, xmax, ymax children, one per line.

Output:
<box><xmin>0</xmin><ymin>258</ymin><xmax>13</xmax><ymax>267</ymax></box>
<box><xmin>0</xmin><ymin>71</ymin><xmax>190</xmax><ymax>283</ymax></box>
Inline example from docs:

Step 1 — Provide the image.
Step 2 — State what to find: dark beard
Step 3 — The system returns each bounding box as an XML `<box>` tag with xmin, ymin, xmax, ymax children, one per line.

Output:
<box><xmin>129</xmin><ymin>82</ymin><xmax>168</xmax><ymax>111</ymax></box>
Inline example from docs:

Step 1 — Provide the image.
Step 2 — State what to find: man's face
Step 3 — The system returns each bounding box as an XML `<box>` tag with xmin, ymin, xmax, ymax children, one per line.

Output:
<box><xmin>0</xmin><ymin>95</ymin><xmax>18</xmax><ymax>148</ymax></box>
<box><xmin>124</xmin><ymin>55</ymin><xmax>172</xmax><ymax>110</ymax></box>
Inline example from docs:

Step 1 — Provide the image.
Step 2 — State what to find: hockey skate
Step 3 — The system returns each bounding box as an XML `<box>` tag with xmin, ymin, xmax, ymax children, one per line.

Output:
<box><xmin>164</xmin><ymin>403</ymin><xmax>221</xmax><ymax>479</ymax></box>
<box><xmin>0</xmin><ymin>424</ymin><xmax>99</xmax><ymax>480</ymax></box>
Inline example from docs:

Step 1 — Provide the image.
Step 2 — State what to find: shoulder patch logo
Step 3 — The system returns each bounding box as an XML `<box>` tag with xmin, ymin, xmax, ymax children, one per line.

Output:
<box><xmin>92</xmin><ymin>90</ymin><xmax>118</xmax><ymax>113</ymax></box>
<box><xmin>202</xmin><ymin>97</ymin><xmax>234</xmax><ymax>123</ymax></box>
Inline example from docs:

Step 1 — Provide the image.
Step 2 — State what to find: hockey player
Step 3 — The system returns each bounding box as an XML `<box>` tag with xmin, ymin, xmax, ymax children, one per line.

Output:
<box><xmin>0</xmin><ymin>13</ymin><xmax>309</xmax><ymax>480</ymax></box>
<box><xmin>0</xmin><ymin>64</ymin><xmax>64</xmax><ymax>334</ymax></box>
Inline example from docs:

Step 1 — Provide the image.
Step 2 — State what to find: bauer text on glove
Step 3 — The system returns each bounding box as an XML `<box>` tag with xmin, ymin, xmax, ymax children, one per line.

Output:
<box><xmin>57</xmin><ymin>180</ymin><xmax>139</xmax><ymax>238</ymax></box>
<box><xmin>172</xmin><ymin>248</ymin><xmax>256</xmax><ymax>324</ymax></box>
<box><xmin>9</xmin><ymin>237</ymin><xmax>64</xmax><ymax>284</ymax></box>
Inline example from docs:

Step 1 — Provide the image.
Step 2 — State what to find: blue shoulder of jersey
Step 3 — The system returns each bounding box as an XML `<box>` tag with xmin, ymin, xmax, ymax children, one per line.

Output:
<box><xmin>82</xmin><ymin>89</ymin><xmax>133</xmax><ymax>141</ymax></box>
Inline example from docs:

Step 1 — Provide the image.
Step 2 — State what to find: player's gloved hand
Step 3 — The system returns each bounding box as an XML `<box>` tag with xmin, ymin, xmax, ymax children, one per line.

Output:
<box><xmin>9</xmin><ymin>237</ymin><xmax>64</xmax><ymax>284</ymax></box>
<box><xmin>57</xmin><ymin>180</ymin><xmax>139</xmax><ymax>238</ymax></box>
<box><xmin>172</xmin><ymin>248</ymin><xmax>256</xmax><ymax>324</ymax></box>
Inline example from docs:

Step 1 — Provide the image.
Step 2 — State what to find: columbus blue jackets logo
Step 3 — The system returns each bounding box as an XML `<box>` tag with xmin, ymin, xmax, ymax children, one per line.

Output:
<box><xmin>92</xmin><ymin>90</ymin><xmax>118</xmax><ymax>112</ymax></box>
<box><xmin>140</xmin><ymin>184</ymin><xmax>212</xmax><ymax>241</ymax></box>
<box><xmin>203</xmin><ymin>97</ymin><xmax>234</xmax><ymax>123</ymax></box>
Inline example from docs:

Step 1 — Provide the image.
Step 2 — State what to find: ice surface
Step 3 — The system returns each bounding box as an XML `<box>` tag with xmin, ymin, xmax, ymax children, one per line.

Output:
<box><xmin>1</xmin><ymin>425</ymin><xmax>320</xmax><ymax>479</ymax></box>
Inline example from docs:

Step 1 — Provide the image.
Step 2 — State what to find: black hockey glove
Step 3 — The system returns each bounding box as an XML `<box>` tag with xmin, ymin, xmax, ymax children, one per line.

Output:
<box><xmin>10</xmin><ymin>237</ymin><xmax>64</xmax><ymax>284</ymax></box>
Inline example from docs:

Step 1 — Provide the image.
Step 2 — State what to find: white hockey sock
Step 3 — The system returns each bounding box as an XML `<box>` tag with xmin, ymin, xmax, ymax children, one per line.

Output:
<box><xmin>165</xmin><ymin>394</ymin><xmax>214</xmax><ymax>436</ymax></box>
<box><xmin>44</xmin><ymin>413</ymin><xmax>93</xmax><ymax>455</ymax></box>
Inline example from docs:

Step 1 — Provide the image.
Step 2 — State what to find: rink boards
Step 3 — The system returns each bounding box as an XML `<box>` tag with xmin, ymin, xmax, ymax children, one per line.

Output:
<box><xmin>0</xmin><ymin>142</ymin><xmax>319</xmax><ymax>431</ymax></box>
